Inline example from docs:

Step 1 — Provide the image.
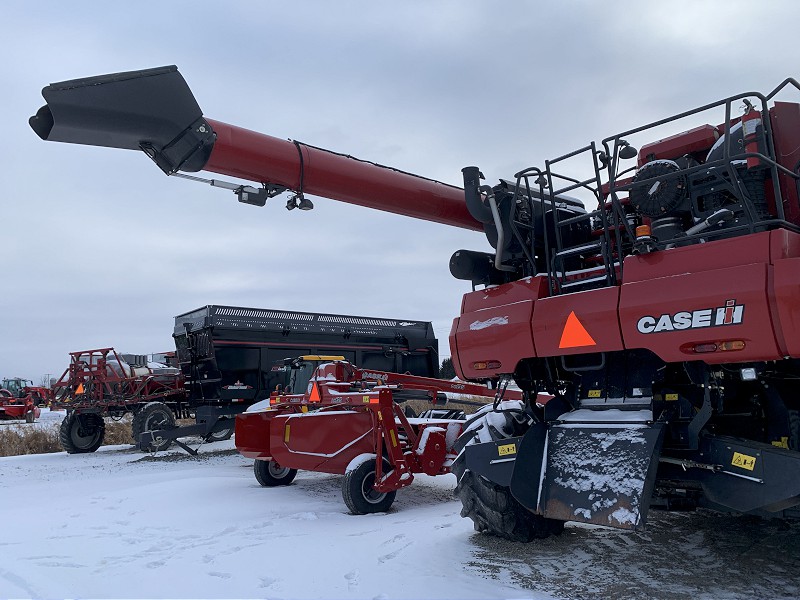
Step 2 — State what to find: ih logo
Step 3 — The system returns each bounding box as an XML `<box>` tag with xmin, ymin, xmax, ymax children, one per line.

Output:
<box><xmin>637</xmin><ymin>299</ymin><xmax>744</xmax><ymax>334</ymax></box>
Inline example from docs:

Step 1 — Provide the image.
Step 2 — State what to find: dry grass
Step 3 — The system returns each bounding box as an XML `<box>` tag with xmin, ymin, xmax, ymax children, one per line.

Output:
<box><xmin>0</xmin><ymin>416</ymin><xmax>136</xmax><ymax>457</ymax></box>
<box><xmin>0</xmin><ymin>427</ymin><xmax>63</xmax><ymax>457</ymax></box>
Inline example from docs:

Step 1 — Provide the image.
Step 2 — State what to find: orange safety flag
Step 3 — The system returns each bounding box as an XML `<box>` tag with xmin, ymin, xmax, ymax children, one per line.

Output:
<box><xmin>559</xmin><ymin>311</ymin><xmax>597</xmax><ymax>349</ymax></box>
<box><xmin>75</xmin><ymin>382</ymin><xmax>84</xmax><ymax>394</ymax></box>
<box><xmin>308</xmin><ymin>382</ymin><xmax>321</xmax><ymax>403</ymax></box>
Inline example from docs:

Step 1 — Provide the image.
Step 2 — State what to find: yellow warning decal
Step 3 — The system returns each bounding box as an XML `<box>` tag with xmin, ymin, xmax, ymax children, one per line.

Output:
<box><xmin>587</xmin><ymin>390</ymin><xmax>601</xmax><ymax>398</ymax></box>
<box><xmin>772</xmin><ymin>437</ymin><xmax>789</xmax><ymax>449</ymax></box>
<box><xmin>498</xmin><ymin>443</ymin><xmax>516</xmax><ymax>457</ymax></box>
<box><xmin>665</xmin><ymin>393</ymin><xmax>679</xmax><ymax>401</ymax></box>
<box><xmin>284</xmin><ymin>424</ymin><xmax>291</xmax><ymax>443</ymax></box>
<box><xmin>731</xmin><ymin>451</ymin><xmax>756</xmax><ymax>471</ymax></box>
<box><xmin>363</xmin><ymin>395</ymin><xmax>370</xmax><ymax>403</ymax></box>
<box><xmin>389</xmin><ymin>429</ymin><xmax>398</xmax><ymax>448</ymax></box>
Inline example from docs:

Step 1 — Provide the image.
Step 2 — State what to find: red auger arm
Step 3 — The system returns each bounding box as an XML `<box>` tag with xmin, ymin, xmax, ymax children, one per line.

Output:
<box><xmin>29</xmin><ymin>65</ymin><xmax>481</xmax><ymax>231</ymax></box>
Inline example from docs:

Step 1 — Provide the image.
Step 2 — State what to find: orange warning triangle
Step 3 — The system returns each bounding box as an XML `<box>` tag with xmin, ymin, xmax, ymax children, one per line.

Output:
<box><xmin>75</xmin><ymin>382</ymin><xmax>84</xmax><ymax>395</ymax></box>
<box><xmin>309</xmin><ymin>381</ymin><xmax>321</xmax><ymax>402</ymax></box>
<box><xmin>559</xmin><ymin>311</ymin><xmax>596</xmax><ymax>349</ymax></box>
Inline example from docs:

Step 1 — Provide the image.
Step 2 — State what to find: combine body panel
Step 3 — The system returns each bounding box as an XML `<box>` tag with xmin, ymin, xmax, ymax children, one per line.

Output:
<box><xmin>31</xmin><ymin>67</ymin><xmax>800</xmax><ymax>537</ymax></box>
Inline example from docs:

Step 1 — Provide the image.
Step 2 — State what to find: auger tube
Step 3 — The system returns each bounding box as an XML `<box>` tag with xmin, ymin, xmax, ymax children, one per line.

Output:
<box><xmin>30</xmin><ymin>65</ymin><xmax>482</xmax><ymax>231</ymax></box>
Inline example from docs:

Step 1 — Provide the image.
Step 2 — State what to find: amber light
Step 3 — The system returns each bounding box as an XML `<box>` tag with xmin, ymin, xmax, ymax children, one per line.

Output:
<box><xmin>691</xmin><ymin>340</ymin><xmax>745</xmax><ymax>354</ymax></box>
<box><xmin>472</xmin><ymin>360</ymin><xmax>502</xmax><ymax>370</ymax></box>
<box><xmin>636</xmin><ymin>224</ymin><xmax>652</xmax><ymax>238</ymax></box>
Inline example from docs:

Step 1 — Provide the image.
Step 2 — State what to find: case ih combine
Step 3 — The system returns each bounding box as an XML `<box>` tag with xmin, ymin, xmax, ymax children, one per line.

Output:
<box><xmin>51</xmin><ymin>305</ymin><xmax>439</xmax><ymax>454</ymax></box>
<box><xmin>30</xmin><ymin>66</ymin><xmax>800</xmax><ymax>540</ymax></box>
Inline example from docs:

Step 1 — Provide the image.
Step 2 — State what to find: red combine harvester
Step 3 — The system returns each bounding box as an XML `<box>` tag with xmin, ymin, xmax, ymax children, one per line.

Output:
<box><xmin>0</xmin><ymin>378</ymin><xmax>49</xmax><ymax>423</ymax></box>
<box><xmin>237</xmin><ymin>355</ymin><xmax>518</xmax><ymax>513</ymax></box>
<box><xmin>31</xmin><ymin>67</ymin><xmax>800</xmax><ymax>540</ymax></box>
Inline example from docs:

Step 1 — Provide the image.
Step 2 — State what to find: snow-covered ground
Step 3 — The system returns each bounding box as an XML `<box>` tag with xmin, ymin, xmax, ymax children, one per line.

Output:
<box><xmin>1</xmin><ymin>412</ymin><xmax>799</xmax><ymax>599</ymax></box>
<box><xmin>0</xmin><ymin>431</ymin><xmax>550</xmax><ymax>599</ymax></box>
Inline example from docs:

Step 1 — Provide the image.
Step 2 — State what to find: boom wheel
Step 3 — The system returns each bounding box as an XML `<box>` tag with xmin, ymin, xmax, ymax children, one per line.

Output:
<box><xmin>452</xmin><ymin>402</ymin><xmax>565</xmax><ymax>542</ymax></box>
<box><xmin>342</xmin><ymin>458</ymin><xmax>396</xmax><ymax>514</ymax></box>
<box><xmin>59</xmin><ymin>412</ymin><xmax>105</xmax><ymax>454</ymax></box>
<box><xmin>254</xmin><ymin>459</ymin><xmax>297</xmax><ymax>486</ymax></box>
<box><xmin>132</xmin><ymin>402</ymin><xmax>176</xmax><ymax>452</ymax></box>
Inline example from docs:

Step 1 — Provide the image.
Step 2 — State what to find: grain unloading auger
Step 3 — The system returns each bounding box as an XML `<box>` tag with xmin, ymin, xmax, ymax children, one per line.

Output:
<box><xmin>31</xmin><ymin>66</ymin><xmax>800</xmax><ymax>540</ymax></box>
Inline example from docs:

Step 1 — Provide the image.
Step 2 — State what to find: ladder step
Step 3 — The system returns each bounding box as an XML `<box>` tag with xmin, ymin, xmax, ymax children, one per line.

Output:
<box><xmin>555</xmin><ymin>242</ymin><xmax>602</xmax><ymax>259</ymax></box>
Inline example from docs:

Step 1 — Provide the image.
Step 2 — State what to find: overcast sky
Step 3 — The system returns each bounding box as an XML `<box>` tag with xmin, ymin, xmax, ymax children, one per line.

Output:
<box><xmin>2</xmin><ymin>0</ymin><xmax>800</xmax><ymax>382</ymax></box>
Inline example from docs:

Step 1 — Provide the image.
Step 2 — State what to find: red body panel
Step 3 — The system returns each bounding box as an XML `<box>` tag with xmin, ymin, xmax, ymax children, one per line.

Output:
<box><xmin>205</xmin><ymin>119</ymin><xmax>481</xmax><ymax>231</ymax></box>
<box><xmin>533</xmin><ymin>287</ymin><xmax>624</xmax><ymax>357</ymax></box>
<box><xmin>452</xmin><ymin>277</ymin><xmax>548</xmax><ymax>379</ymax></box>
<box><xmin>269</xmin><ymin>411</ymin><xmax>376</xmax><ymax>474</ymax></box>
<box><xmin>619</xmin><ymin>263</ymin><xmax>780</xmax><ymax>363</ymax></box>
<box><xmin>451</xmin><ymin>229</ymin><xmax>800</xmax><ymax>370</ymax></box>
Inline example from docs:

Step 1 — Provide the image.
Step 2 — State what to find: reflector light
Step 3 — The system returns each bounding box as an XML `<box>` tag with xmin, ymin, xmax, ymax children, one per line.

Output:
<box><xmin>636</xmin><ymin>224</ymin><xmax>652</xmax><ymax>238</ymax></box>
<box><xmin>369</xmin><ymin>395</ymin><xmax>380</xmax><ymax>404</ymax></box>
<box><xmin>693</xmin><ymin>343</ymin><xmax>718</xmax><ymax>353</ymax></box>
<box><xmin>270</xmin><ymin>397</ymin><xmax>279</xmax><ymax>405</ymax></box>
<box><xmin>718</xmin><ymin>340</ymin><xmax>745</xmax><ymax>351</ymax></box>
<box><xmin>472</xmin><ymin>360</ymin><xmax>502</xmax><ymax>370</ymax></box>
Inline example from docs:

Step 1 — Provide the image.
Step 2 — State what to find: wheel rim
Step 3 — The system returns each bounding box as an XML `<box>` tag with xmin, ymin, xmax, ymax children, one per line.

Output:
<box><xmin>208</xmin><ymin>427</ymin><xmax>233</xmax><ymax>441</ymax></box>
<box><xmin>268</xmin><ymin>461</ymin><xmax>291</xmax><ymax>479</ymax></box>
<box><xmin>361</xmin><ymin>471</ymin><xmax>386</xmax><ymax>504</ymax></box>
<box><xmin>70</xmin><ymin>416</ymin><xmax>102</xmax><ymax>449</ymax></box>
<box><xmin>145</xmin><ymin>410</ymin><xmax>170</xmax><ymax>431</ymax></box>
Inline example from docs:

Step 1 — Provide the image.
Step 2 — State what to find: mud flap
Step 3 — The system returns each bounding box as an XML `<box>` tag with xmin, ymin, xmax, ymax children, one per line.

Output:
<box><xmin>695</xmin><ymin>435</ymin><xmax>800</xmax><ymax>514</ymax></box>
<box><xmin>510</xmin><ymin>411</ymin><xmax>664</xmax><ymax>530</ymax></box>
<box><xmin>463</xmin><ymin>435</ymin><xmax>525</xmax><ymax>488</ymax></box>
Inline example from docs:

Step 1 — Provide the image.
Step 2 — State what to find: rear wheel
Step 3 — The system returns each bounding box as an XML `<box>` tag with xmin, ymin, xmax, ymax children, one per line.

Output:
<box><xmin>452</xmin><ymin>401</ymin><xmax>565</xmax><ymax>542</ymax></box>
<box><xmin>254</xmin><ymin>459</ymin><xmax>297</xmax><ymax>486</ymax></box>
<box><xmin>342</xmin><ymin>458</ymin><xmax>396</xmax><ymax>514</ymax></box>
<box><xmin>131</xmin><ymin>402</ymin><xmax>176</xmax><ymax>452</ymax></box>
<box><xmin>60</xmin><ymin>412</ymin><xmax>105</xmax><ymax>453</ymax></box>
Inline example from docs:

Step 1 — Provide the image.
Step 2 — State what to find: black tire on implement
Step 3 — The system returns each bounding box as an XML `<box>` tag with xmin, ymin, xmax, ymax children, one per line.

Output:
<box><xmin>452</xmin><ymin>402</ymin><xmax>565</xmax><ymax>542</ymax></box>
<box><xmin>254</xmin><ymin>459</ymin><xmax>297</xmax><ymax>486</ymax></box>
<box><xmin>342</xmin><ymin>458</ymin><xmax>396</xmax><ymax>514</ymax></box>
<box><xmin>60</xmin><ymin>412</ymin><xmax>105</xmax><ymax>454</ymax></box>
<box><xmin>25</xmin><ymin>409</ymin><xmax>35</xmax><ymax>423</ymax></box>
<box><xmin>131</xmin><ymin>402</ymin><xmax>176</xmax><ymax>452</ymax></box>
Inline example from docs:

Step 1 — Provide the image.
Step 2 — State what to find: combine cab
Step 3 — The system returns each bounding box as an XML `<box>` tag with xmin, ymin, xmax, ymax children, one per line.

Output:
<box><xmin>30</xmin><ymin>67</ymin><xmax>800</xmax><ymax>540</ymax></box>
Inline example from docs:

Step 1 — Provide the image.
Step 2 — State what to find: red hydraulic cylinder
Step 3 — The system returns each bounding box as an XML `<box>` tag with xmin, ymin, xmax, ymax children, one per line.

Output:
<box><xmin>205</xmin><ymin>119</ymin><xmax>482</xmax><ymax>231</ymax></box>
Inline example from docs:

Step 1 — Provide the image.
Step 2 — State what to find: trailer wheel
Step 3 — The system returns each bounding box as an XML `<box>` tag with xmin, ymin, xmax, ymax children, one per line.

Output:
<box><xmin>342</xmin><ymin>458</ymin><xmax>396</xmax><ymax>515</ymax></box>
<box><xmin>59</xmin><ymin>412</ymin><xmax>105</xmax><ymax>454</ymax></box>
<box><xmin>131</xmin><ymin>402</ymin><xmax>176</xmax><ymax>452</ymax></box>
<box><xmin>451</xmin><ymin>402</ymin><xmax>565</xmax><ymax>542</ymax></box>
<box><xmin>253</xmin><ymin>459</ymin><xmax>297</xmax><ymax>486</ymax></box>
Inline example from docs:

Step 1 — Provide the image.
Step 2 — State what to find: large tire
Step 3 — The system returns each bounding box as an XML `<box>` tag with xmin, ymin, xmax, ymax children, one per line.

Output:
<box><xmin>131</xmin><ymin>402</ymin><xmax>176</xmax><ymax>452</ymax></box>
<box><xmin>60</xmin><ymin>412</ymin><xmax>105</xmax><ymax>454</ymax></box>
<box><xmin>254</xmin><ymin>459</ymin><xmax>297</xmax><ymax>486</ymax></box>
<box><xmin>203</xmin><ymin>418</ymin><xmax>235</xmax><ymax>443</ymax></box>
<box><xmin>452</xmin><ymin>401</ymin><xmax>565</xmax><ymax>542</ymax></box>
<box><xmin>342</xmin><ymin>458</ymin><xmax>396</xmax><ymax>514</ymax></box>
<box><xmin>789</xmin><ymin>410</ymin><xmax>800</xmax><ymax>451</ymax></box>
<box><xmin>25</xmin><ymin>408</ymin><xmax>35</xmax><ymax>423</ymax></box>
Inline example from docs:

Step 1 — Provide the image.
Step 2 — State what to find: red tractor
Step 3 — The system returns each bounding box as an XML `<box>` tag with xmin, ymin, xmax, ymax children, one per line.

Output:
<box><xmin>0</xmin><ymin>378</ymin><xmax>49</xmax><ymax>422</ymax></box>
<box><xmin>30</xmin><ymin>67</ymin><xmax>800</xmax><ymax>541</ymax></box>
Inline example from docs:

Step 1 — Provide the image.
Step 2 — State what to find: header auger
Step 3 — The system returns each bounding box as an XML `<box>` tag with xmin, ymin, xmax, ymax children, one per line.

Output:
<box><xmin>32</xmin><ymin>66</ymin><xmax>800</xmax><ymax>541</ymax></box>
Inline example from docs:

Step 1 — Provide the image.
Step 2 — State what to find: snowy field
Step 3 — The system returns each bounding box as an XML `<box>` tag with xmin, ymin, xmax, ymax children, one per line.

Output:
<box><xmin>1</xmin><ymin>411</ymin><xmax>799</xmax><ymax>599</ymax></box>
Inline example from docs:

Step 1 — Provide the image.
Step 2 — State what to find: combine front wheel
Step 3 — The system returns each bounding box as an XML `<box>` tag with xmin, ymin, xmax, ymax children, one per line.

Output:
<box><xmin>59</xmin><ymin>412</ymin><xmax>105</xmax><ymax>453</ymax></box>
<box><xmin>254</xmin><ymin>459</ymin><xmax>297</xmax><ymax>486</ymax></box>
<box><xmin>452</xmin><ymin>402</ymin><xmax>564</xmax><ymax>542</ymax></box>
<box><xmin>342</xmin><ymin>458</ymin><xmax>396</xmax><ymax>514</ymax></box>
